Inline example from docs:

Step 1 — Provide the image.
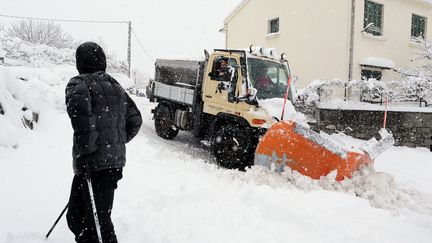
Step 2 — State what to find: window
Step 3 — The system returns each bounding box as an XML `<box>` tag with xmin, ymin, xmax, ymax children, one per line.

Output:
<box><xmin>364</xmin><ymin>0</ymin><xmax>383</xmax><ymax>36</ymax></box>
<box><xmin>412</xmin><ymin>14</ymin><xmax>427</xmax><ymax>39</ymax></box>
<box><xmin>156</xmin><ymin>66</ymin><xmax>197</xmax><ymax>86</ymax></box>
<box><xmin>248</xmin><ymin>58</ymin><xmax>289</xmax><ymax>99</ymax></box>
<box><xmin>268</xmin><ymin>18</ymin><xmax>279</xmax><ymax>34</ymax></box>
<box><xmin>361</xmin><ymin>69</ymin><xmax>382</xmax><ymax>81</ymax></box>
<box><xmin>209</xmin><ymin>56</ymin><xmax>237</xmax><ymax>82</ymax></box>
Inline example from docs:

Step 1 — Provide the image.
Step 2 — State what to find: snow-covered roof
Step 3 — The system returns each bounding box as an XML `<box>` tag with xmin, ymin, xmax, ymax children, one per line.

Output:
<box><xmin>360</xmin><ymin>57</ymin><xmax>396</xmax><ymax>69</ymax></box>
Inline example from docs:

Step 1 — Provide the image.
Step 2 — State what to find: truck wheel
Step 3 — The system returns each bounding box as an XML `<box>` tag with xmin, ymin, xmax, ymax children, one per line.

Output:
<box><xmin>213</xmin><ymin>124</ymin><xmax>253</xmax><ymax>169</ymax></box>
<box><xmin>154</xmin><ymin>105</ymin><xmax>179</xmax><ymax>140</ymax></box>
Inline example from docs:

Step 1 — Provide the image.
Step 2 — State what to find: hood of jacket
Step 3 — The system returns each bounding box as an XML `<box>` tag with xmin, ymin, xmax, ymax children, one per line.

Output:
<box><xmin>75</xmin><ymin>42</ymin><xmax>107</xmax><ymax>75</ymax></box>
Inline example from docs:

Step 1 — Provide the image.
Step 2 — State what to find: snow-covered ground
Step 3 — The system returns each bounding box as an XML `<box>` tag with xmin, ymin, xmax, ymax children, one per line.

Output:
<box><xmin>1</xmin><ymin>60</ymin><xmax>432</xmax><ymax>243</ymax></box>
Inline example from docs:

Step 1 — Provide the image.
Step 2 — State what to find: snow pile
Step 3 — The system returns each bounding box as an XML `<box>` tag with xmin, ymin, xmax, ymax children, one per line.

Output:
<box><xmin>276</xmin><ymin>165</ymin><xmax>430</xmax><ymax>213</ymax></box>
<box><xmin>251</xmin><ymin>149</ymin><xmax>429</xmax><ymax>214</ymax></box>
<box><xmin>258</xmin><ymin>98</ymin><xmax>308</xmax><ymax>125</ymax></box>
<box><xmin>0</xmin><ymin>67</ymin><xmax>40</xmax><ymax>147</ymax></box>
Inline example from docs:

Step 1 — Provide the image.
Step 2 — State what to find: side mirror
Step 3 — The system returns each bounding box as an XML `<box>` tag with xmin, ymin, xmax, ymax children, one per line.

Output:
<box><xmin>233</xmin><ymin>87</ymin><xmax>258</xmax><ymax>107</ymax></box>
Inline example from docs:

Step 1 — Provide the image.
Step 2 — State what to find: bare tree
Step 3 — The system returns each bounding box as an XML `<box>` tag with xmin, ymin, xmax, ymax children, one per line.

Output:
<box><xmin>395</xmin><ymin>38</ymin><xmax>431</xmax><ymax>80</ymax></box>
<box><xmin>7</xmin><ymin>19</ymin><xmax>73</xmax><ymax>48</ymax></box>
<box><xmin>394</xmin><ymin>38</ymin><xmax>432</xmax><ymax>106</ymax></box>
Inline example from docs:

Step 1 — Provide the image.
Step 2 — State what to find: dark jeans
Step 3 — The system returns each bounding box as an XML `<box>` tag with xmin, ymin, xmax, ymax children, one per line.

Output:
<box><xmin>66</xmin><ymin>168</ymin><xmax>123</xmax><ymax>243</ymax></box>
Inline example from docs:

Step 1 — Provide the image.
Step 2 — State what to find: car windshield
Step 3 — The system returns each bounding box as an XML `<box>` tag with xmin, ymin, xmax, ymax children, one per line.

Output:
<box><xmin>247</xmin><ymin>58</ymin><xmax>289</xmax><ymax>100</ymax></box>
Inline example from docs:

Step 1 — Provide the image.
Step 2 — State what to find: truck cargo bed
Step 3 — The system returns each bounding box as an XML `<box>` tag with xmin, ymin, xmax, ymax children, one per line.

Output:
<box><xmin>153</xmin><ymin>81</ymin><xmax>195</xmax><ymax>106</ymax></box>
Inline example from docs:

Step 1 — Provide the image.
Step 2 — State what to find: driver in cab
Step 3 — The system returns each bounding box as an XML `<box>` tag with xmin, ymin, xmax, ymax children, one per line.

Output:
<box><xmin>254</xmin><ymin>64</ymin><xmax>273</xmax><ymax>90</ymax></box>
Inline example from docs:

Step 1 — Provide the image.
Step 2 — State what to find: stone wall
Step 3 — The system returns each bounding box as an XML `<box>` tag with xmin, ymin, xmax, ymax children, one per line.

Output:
<box><xmin>311</xmin><ymin>108</ymin><xmax>432</xmax><ymax>148</ymax></box>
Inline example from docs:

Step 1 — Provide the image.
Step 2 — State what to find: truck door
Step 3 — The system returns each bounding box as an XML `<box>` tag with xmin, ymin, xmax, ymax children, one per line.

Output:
<box><xmin>202</xmin><ymin>54</ymin><xmax>240</xmax><ymax>116</ymax></box>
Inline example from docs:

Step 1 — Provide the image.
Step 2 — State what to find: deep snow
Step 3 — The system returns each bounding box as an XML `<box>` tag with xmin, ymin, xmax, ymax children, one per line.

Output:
<box><xmin>0</xmin><ymin>63</ymin><xmax>432</xmax><ymax>242</ymax></box>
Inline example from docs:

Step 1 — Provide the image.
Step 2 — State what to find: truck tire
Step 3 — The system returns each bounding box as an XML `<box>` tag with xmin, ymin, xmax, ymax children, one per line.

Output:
<box><xmin>154</xmin><ymin>105</ymin><xmax>179</xmax><ymax>140</ymax></box>
<box><xmin>213</xmin><ymin>124</ymin><xmax>254</xmax><ymax>169</ymax></box>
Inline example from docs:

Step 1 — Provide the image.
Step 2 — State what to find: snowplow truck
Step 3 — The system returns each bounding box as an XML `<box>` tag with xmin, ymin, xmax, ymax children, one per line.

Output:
<box><xmin>148</xmin><ymin>47</ymin><xmax>292</xmax><ymax>169</ymax></box>
<box><xmin>148</xmin><ymin>46</ymin><xmax>394</xmax><ymax>180</ymax></box>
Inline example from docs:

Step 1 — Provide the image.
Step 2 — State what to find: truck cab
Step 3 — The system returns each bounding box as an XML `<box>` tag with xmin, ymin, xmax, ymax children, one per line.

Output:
<box><xmin>148</xmin><ymin>46</ymin><xmax>293</xmax><ymax>169</ymax></box>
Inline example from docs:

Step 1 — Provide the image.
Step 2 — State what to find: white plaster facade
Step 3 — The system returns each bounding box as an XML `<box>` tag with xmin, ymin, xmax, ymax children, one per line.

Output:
<box><xmin>223</xmin><ymin>0</ymin><xmax>432</xmax><ymax>88</ymax></box>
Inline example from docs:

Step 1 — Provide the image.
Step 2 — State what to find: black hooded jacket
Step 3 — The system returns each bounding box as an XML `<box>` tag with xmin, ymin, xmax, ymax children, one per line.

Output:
<box><xmin>66</xmin><ymin>42</ymin><xmax>142</xmax><ymax>174</ymax></box>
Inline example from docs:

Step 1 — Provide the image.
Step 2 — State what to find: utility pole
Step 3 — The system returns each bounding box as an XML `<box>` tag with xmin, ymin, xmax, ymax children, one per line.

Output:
<box><xmin>347</xmin><ymin>0</ymin><xmax>356</xmax><ymax>101</ymax></box>
<box><xmin>127</xmin><ymin>21</ymin><xmax>132</xmax><ymax>78</ymax></box>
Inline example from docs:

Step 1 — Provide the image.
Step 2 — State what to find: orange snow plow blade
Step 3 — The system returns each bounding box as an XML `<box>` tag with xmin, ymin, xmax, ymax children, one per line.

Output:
<box><xmin>255</xmin><ymin>121</ymin><xmax>394</xmax><ymax>181</ymax></box>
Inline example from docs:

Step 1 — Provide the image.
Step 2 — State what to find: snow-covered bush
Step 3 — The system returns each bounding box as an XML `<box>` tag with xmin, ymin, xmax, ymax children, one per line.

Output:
<box><xmin>7</xmin><ymin>20</ymin><xmax>74</xmax><ymax>49</ymax></box>
<box><xmin>0</xmin><ymin>29</ymin><xmax>128</xmax><ymax>73</ymax></box>
<box><xmin>389</xmin><ymin>78</ymin><xmax>432</xmax><ymax>106</ymax></box>
<box><xmin>299</xmin><ymin>77</ymin><xmax>431</xmax><ymax>107</ymax></box>
<box><xmin>348</xmin><ymin>79</ymin><xmax>389</xmax><ymax>104</ymax></box>
<box><xmin>297</xmin><ymin>79</ymin><xmax>344</xmax><ymax>105</ymax></box>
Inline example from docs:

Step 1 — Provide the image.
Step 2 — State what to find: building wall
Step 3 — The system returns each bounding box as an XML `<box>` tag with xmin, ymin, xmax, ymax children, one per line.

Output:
<box><xmin>225</xmin><ymin>0</ymin><xmax>352</xmax><ymax>88</ymax></box>
<box><xmin>352</xmin><ymin>0</ymin><xmax>432</xmax><ymax>81</ymax></box>
<box><xmin>225</xmin><ymin>0</ymin><xmax>432</xmax><ymax>88</ymax></box>
<box><xmin>315</xmin><ymin>108</ymin><xmax>432</xmax><ymax>148</ymax></box>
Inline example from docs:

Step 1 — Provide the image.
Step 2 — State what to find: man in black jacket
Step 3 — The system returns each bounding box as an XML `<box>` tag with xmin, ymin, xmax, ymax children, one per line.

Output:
<box><xmin>65</xmin><ymin>42</ymin><xmax>142</xmax><ymax>243</ymax></box>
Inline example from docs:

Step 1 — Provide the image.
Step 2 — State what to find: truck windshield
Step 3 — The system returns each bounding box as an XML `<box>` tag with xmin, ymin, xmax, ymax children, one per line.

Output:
<box><xmin>247</xmin><ymin>58</ymin><xmax>289</xmax><ymax>100</ymax></box>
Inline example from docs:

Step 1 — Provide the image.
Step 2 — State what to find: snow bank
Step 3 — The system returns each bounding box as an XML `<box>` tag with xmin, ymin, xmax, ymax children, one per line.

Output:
<box><xmin>0</xmin><ymin>65</ymin><xmax>133</xmax><ymax>148</ymax></box>
<box><xmin>0</xmin><ymin>67</ymin><xmax>35</xmax><ymax>147</ymax></box>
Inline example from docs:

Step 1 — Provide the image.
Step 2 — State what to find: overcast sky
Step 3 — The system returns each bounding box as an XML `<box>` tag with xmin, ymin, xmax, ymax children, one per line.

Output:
<box><xmin>1</xmin><ymin>0</ymin><xmax>242</xmax><ymax>74</ymax></box>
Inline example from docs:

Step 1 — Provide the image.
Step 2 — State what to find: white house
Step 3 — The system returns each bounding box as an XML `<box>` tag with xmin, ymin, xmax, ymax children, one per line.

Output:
<box><xmin>222</xmin><ymin>0</ymin><xmax>432</xmax><ymax>88</ymax></box>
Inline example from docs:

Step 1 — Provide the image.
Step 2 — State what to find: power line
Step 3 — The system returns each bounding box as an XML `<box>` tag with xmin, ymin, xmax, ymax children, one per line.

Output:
<box><xmin>130</xmin><ymin>27</ymin><xmax>155</xmax><ymax>63</ymax></box>
<box><xmin>0</xmin><ymin>14</ymin><xmax>129</xmax><ymax>24</ymax></box>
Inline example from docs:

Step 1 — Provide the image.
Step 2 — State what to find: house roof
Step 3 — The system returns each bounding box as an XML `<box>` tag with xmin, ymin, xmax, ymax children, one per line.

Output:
<box><xmin>223</xmin><ymin>0</ymin><xmax>251</xmax><ymax>24</ymax></box>
<box><xmin>224</xmin><ymin>0</ymin><xmax>432</xmax><ymax>24</ymax></box>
